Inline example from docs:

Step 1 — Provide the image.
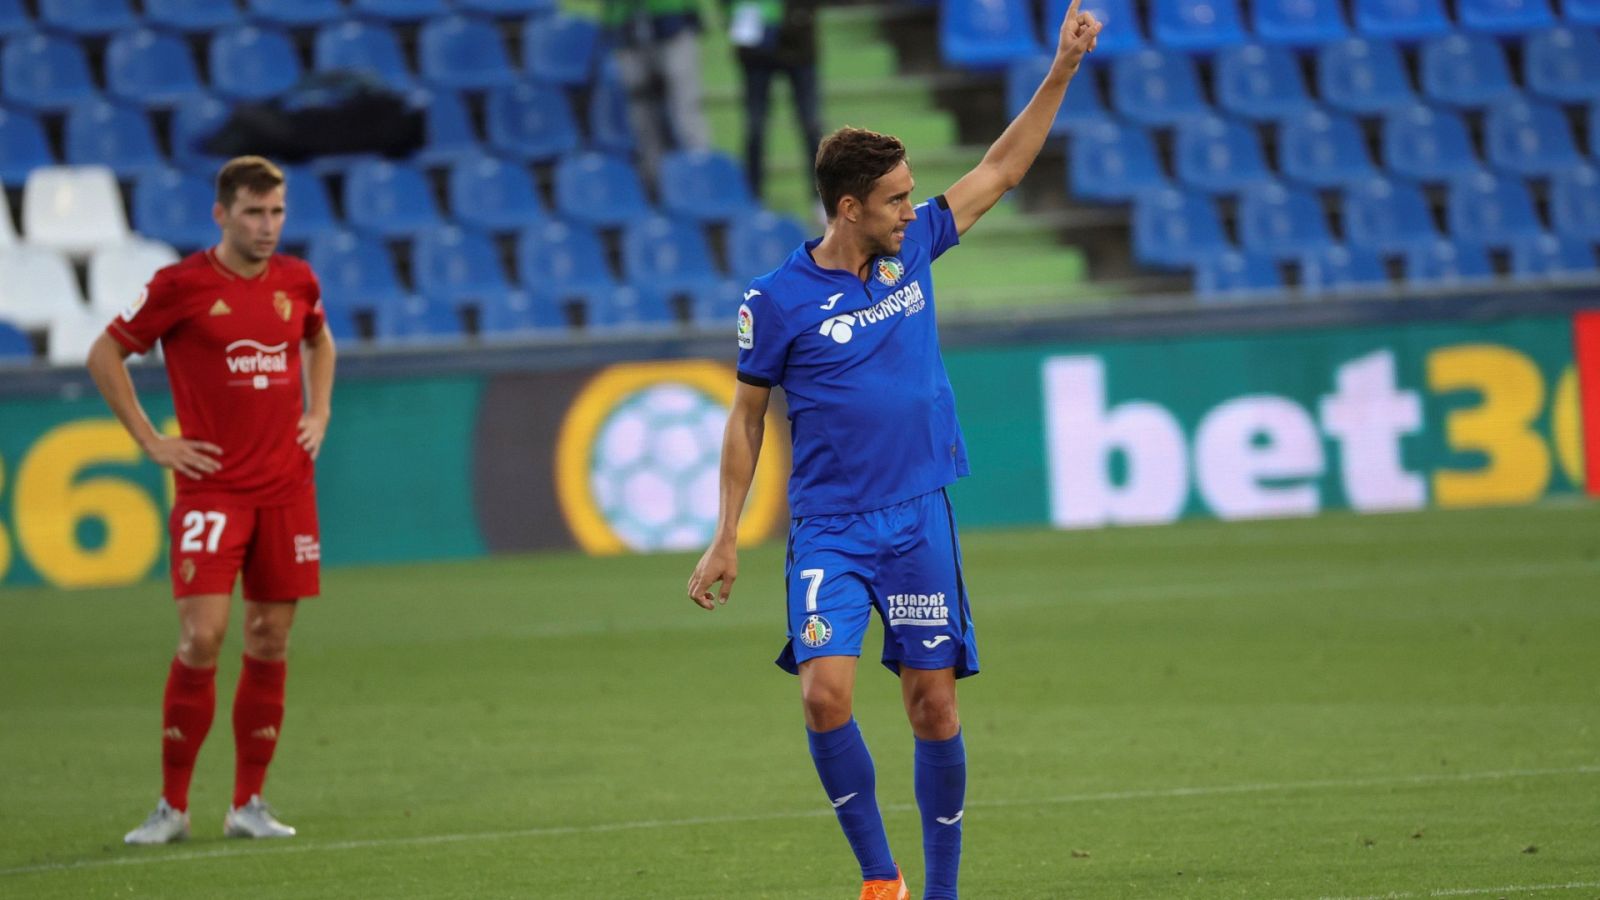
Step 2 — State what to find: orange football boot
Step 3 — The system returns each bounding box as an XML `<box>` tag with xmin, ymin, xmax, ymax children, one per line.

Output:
<box><xmin>859</xmin><ymin>868</ymin><xmax>909</xmax><ymax>900</ymax></box>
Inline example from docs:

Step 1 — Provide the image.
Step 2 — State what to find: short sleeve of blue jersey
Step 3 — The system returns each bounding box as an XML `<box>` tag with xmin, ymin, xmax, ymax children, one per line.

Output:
<box><xmin>735</xmin><ymin>283</ymin><xmax>790</xmax><ymax>387</ymax></box>
<box><xmin>907</xmin><ymin>195</ymin><xmax>960</xmax><ymax>262</ymax></box>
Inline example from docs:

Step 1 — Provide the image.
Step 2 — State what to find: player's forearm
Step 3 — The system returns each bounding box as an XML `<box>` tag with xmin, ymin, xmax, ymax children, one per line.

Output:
<box><xmin>711</xmin><ymin>413</ymin><xmax>765</xmax><ymax>544</ymax></box>
<box><xmin>86</xmin><ymin>335</ymin><xmax>162</xmax><ymax>452</ymax></box>
<box><xmin>302</xmin><ymin>332</ymin><xmax>336</xmax><ymax>418</ymax></box>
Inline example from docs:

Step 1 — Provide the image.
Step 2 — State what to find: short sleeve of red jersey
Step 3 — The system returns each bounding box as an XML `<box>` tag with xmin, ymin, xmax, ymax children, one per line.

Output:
<box><xmin>302</xmin><ymin>269</ymin><xmax>326</xmax><ymax>340</ymax></box>
<box><xmin>106</xmin><ymin>268</ymin><xmax>187</xmax><ymax>355</ymax></box>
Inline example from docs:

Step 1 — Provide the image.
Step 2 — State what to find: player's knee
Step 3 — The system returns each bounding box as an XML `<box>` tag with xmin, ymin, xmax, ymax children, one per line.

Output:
<box><xmin>242</xmin><ymin>618</ymin><xmax>291</xmax><ymax>660</ymax></box>
<box><xmin>177</xmin><ymin>624</ymin><xmax>226</xmax><ymax>667</ymax></box>
<box><xmin>905</xmin><ymin>690</ymin><xmax>960</xmax><ymax>740</ymax></box>
<box><xmin>800</xmin><ymin>683</ymin><xmax>853</xmax><ymax>732</ymax></box>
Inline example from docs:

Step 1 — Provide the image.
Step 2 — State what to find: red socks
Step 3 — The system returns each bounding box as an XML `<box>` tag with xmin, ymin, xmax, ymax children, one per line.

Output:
<box><xmin>161</xmin><ymin>657</ymin><xmax>217</xmax><ymax>813</ymax></box>
<box><xmin>231</xmin><ymin>655</ymin><xmax>287</xmax><ymax>809</ymax></box>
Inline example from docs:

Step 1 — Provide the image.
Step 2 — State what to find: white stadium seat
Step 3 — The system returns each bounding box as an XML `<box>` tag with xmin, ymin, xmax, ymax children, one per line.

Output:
<box><xmin>47</xmin><ymin>308</ymin><xmax>103</xmax><ymax>366</ymax></box>
<box><xmin>0</xmin><ymin>245</ymin><xmax>88</xmax><ymax>330</ymax></box>
<box><xmin>22</xmin><ymin>165</ymin><xmax>130</xmax><ymax>257</ymax></box>
<box><xmin>88</xmin><ymin>238</ymin><xmax>179</xmax><ymax>320</ymax></box>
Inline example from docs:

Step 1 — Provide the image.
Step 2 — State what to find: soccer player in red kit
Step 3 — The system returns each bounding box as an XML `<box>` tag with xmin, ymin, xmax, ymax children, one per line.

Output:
<box><xmin>86</xmin><ymin>156</ymin><xmax>336</xmax><ymax>844</ymax></box>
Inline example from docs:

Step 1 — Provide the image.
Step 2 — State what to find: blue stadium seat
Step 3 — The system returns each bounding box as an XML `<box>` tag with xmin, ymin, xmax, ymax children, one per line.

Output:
<box><xmin>307</xmin><ymin>230</ymin><xmax>407</xmax><ymax>310</ymax></box>
<box><xmin>460</xmin><ymin>0</ymin><xmax>556</xmax><ymax>13</ymax></box>
<box><xmin>1592</xmin><ymin>103</ymin><xmax>1600</xmax><ymax>164</ymax></box>
<box><xmin>1239</xmin><ymin>181</ymin><xmax>1334</xmax><ymax>258</ymax></box>
<box><xmin>1174</xmin><ymin>115</ymin><xmax>1270</xmax><ymax>194</ymax></box>
<box><xmin>448</xmin><ymin>155</ymin><xmax>549</xmax><ymax>231</ymax></box>
<box><xmin>1549</xmin><ymin>164</ymin><xmax>1600</xmax><ymax>240</ymax></box>
<box><xmin>1352</xmin><ymin>0</ymin><xmax>1451</xmax><ymax>40</ymax></box>
<box><xmin>1419</xmin><ymin>33</ymin><xmax>1516</xmax><ymax>108</ymax></box>
<box><xmin>1110</xmin><ymin>50</ymin><xmax>1206</xmax><ymax>126</ymax></box>
<box><xmin>0</xmin><ymin>1</ymin><xmax>29</xmax><ymax>39</ymax></box>
<box><xmin>412</xmin><ymin>225</ymin><xmax>512</xmax><ymax>304</ymax></box>
<box><xmin>688</xmin><ymin>278</ymin><xmax>746</xmax><ymax>328</ymax></box>
<box><xmin>352</xmin><ymin>0</ymin><xmax>450</xmax><ymax>20</ymax></box>
<box><xmin>478</xmin><ymin>289</ymin><xmax>567</xmax><ymax>336</ymax></box>
<box><xmin>133</xmin><ymin>168</ymin><xmax>218</xmax><ymax>250</ymax></box>
<box><xmin>1318</xmin><ymin>39</ymin><xmax>1416</xmax><ymax>116</ymax></box>
<box><xmin>1152</xmin><ymin>0</ymin><xmax>1248</xmax><ymax>53</ymax></box>
<box><xmin>1009</xmin><ymin>57</ymin><xmax>1106</xmax><ymax>135</ymax></box>
<box><xmin>65</xmin><ymin>99</ymin><xmax>164</xmax><ymax>180</ymax></box>
<box><xmin>516</xmin><ymin>219</ymin><xmax>617</xmax><ymax>301</ymax></box>
<box><xmin>1447</xmin><ymin>169</ymin><xmax>1543</xmax><ymax>244</ymax></box>
<box><xmin>1484</xmin><ymin>96</ymin><xmax>1581</xmax><ymax>176</ymax></box>
<box><xmin>209</xmin><ymin>26</ymin><xmax>302</xmax><ymax>102</ymax></box>
<box><xmin>279</xmin><ymin>165</ymin><xmax>340</xmax><ymax>245</ymax></box>
<box><xmin>588</xmin><ymin>284</ymin><xmax>675</xmax><ymax>329</ymax></box>
<box><xmin>2</xmin><ymin>33</ymin><xmax>97</xmax><ymax>112</ymax></box>
<box><xmin>248</xmin><ymin>0</ymin><xmax>346</xmax><ymax>26</ymax></box>
<box><xmin>485</xmin><ymin>81</ymin><xmax>580</xmax><ymax>162</ymax></box>
<box><xmin>622</xmin><ymin>214</ymin><xmax>719</xmax><ymax>295</ymax></box>
<box><xmin>1048</xmin><ymin>0</ymin><xmax>1145</xmax><ymax>56</ymax></box>
<box><xmin>1068</xmin><ymin>120</ymin><xmax>1167</xmax><ymax>201</ymax></box>
<box><xmin>314</xmin><ymin>20</ymin><xmax>416</xmax><ymax>90</ymax></box>
<box><xmin>107</xmin><ymin>29</ymin><xmax>203</xmax><ymax>109</ymax></box>
<box><xmin>1215</xmin><ymin>44</ymin><xmax>1311</xmax><ymax>122</ymax></box>
<box><xmin>1563</xmin><ymin>0</ymin><xmax>1600</xmax><ymax>25</ymax></box>
<box><xmin>1342</xmin><ymin>177</ymin><xmax>1439</xmax><ymax>252</ymax></box>
<box><xmin>146</xmin><ymin>0</ymin><xmax>240</xmax><ymax>32</ymax></box>
<box><xmin>588</xmin><ymin>59</ymin><xmax>635</xmax><ymax>153</ymax></box>
<box><xmin>318</xmin><ymin>301</ymin><xmax>359</xmax><ymax>341</ymax></box>
<box><xmin>658</xmin><ymin>150</ymin><xmax>757</xmax><ymax>225</ymax></box>
<box><xmin>420</xmin><ymin>14</ymin><xmax>516</xmax><ymax>90</ymax></box>
<box><xmin>1511</xmin><ymin>233</ymin><xmax>1597</xmax><ymax>277</ymax></box>
<box><xmin>374</xmin><ymin>294</ymin><xmax>464</xmax><ymax>342</ymax></box>
<box><xmin>0</xmin><ymin>108</ymin><xmax>55</xmax><ymax>186</ymax></box>
<box><xmin>411</xmin><ymin>88</ymin><xmax>480</xmax><ymax>165</ymax></box>
<box><xmin>38</xmin><ymin>0</ymin><xmax>136</xmax><ymax>37</ymax></box>
<box><xmin>1279</xmin><ymin>109</ymin><xmax>1378</xmax><ymax>189</ymax></box>
<box><xmin>554</xmin><ymin>152</ymin><xmax>649</xmax><ymax>229</ymax></box>
<box><xmin>521</xmin><ymin>15</ymin><xmax>600</xmax><ymax>86</ymax></box>
<box><xmin>170</xmin><ymin>93</ymin><xmax>230</xmax><ymax>167</ymax></box>
<box><xmin>1196</xmin><ymin>251</ymin><xmax>1283</xmax><ymax>299</ymax></box>
<box><xmin>1253</xmin><ymin>0</ymin><xmax>1349</xmax><ymax>46</ymax></box>
<box><xmin>0</xmin><ymin>322</ymin><xmax>32</xmax><ymax>360</ymax></box>
<box><xmin>1300</xmin><ymin>245</ymin><xmax>1390</xmax><ymax>293</ymax></box>
<box><xmin>1458</xmin><ymin>0</ymin><xmax>1555</xmax><ymax>33</ymax></box>
<box><xmin>1524</xmin><ymin>27</ymin><xmax>1600</xmax><ymax>103</ymax></box>
<box><xmin>1132</xmin><ymin>187</ymin><xmax>1229</xmax><ymax>269</ymax></box>
<box><xmin>1382</xmin><ymin>103</ymin><xmax>1478</xmax><ymax>182</ymax></box>
<box><xmin>1405</xmin><ymin>239</ymin><xmax>1494</xmax><ymax>283</ymax></box>
<box><xmin>344</xmin><ymin>160</ymin><xmax>444</xmax><ymax>237</ymax></box>
<box><xmin>726</xmin><ymin>211</ymin><xmax>808</xmax><ymax>282</ymax></box>
<box><xmin>939</xmin><ymin>0</ymin><xmax>1043</xmax><ymax>70</ymax></box>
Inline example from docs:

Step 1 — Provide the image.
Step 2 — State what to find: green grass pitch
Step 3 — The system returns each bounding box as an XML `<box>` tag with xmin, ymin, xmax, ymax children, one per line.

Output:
<box><xmin>2</xmin><ymin>503</ymin><xmax>1598</xmax><ymax>899</ymax></box>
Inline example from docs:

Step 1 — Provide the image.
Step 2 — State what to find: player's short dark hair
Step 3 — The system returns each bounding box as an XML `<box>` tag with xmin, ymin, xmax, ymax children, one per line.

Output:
<box><xmin>216</xmin><ymin>156</ymin><xmax>285</xmax><ymax>209</ymax></box>
<box><xmin>815</xmin><ymin>127</ymin><xmax>907</xmax><ymax>221</ymax></box>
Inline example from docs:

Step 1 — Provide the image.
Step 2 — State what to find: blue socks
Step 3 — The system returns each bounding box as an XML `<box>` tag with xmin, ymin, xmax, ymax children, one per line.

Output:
<box><xmin>807</xmin><ymin>719</ymin><xmax>898</xmax><ymax>881</ymax></box>
<box><xmin>915</xmin><ymin>731</ymin><xmax>966</xmax><ymax>900</ymax></box>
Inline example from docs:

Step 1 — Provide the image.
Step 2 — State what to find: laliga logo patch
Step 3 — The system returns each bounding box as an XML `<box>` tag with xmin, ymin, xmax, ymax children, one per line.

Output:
<box><xmin>737</xmin><ymin>303</ymin><xmax>754</xmax><ymax>349</ymax></box>
<box><xmin>121</xmin><ymin>287</ymin><xmax>149</xmax><ymax>322</ymax></box>
<box><xmin>874</xmin><ymin>257</ymin><xmax>905</xmax><ymax>287</ymax></box>
<box><xmin>800</xmin><ymin>614</ymin><xmax>832</xmax><ymax>649</ymax></box>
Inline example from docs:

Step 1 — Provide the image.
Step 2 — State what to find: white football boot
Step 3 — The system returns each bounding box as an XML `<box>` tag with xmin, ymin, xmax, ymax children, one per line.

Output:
<box><xmin>224</xmin><ymin>795</ymin><xmax>296</xmax><ymax>839</ymax></box>
<box><xmin>124</xmin><ymin>799</ymin><xmax>190</xmax><ymax>845</ymax></box>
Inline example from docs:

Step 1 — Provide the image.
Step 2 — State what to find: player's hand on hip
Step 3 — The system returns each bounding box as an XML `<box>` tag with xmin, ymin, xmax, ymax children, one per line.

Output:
<box><xmin>1055</xmin><ymin>0</ymin><xmax>1103</xmax><ymax>73</ymax></box>
<box><xmin>143</xmin><ymin>435</ymin><xmax>222</xmax><ymax>481</ymax></box>
<box><xmin>297</xmin><ymin>411</ymin><xmax>329</xmax><ymax>460</ymax></box>
<box><xmin>687</xmin><ymin>541</ymin><xmax>738</xmax><ymax>610</ymax></box>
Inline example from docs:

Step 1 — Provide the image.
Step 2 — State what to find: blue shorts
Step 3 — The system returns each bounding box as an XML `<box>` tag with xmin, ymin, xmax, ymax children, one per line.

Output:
<box><xmin>776</xmin><ymin>488</ymin><xmax>980</xmax><ymax>679</ymax></box>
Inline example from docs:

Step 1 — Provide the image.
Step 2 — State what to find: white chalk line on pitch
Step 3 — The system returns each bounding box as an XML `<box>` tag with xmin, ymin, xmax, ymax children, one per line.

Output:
<box><xmin>1315</xmin><ymin>880</ymin><xmax>1600</xmax><ymax>900</ymax></box>
<box><xmin>2</xmin><ymin>764</ymin><xmax>1596</xmax><ymax>880</ymax></box>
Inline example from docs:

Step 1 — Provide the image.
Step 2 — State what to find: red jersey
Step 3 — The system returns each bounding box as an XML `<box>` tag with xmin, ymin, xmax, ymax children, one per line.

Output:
<box><xmin>107</xmin><ymin>249</ymin><xmax>326</xmax><ymax>506</ymax></box>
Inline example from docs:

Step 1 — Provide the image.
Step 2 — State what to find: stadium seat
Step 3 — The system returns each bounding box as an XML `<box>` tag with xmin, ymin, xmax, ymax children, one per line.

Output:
<box><xmin>521</xmin><ymin>15</ymin><xmax>600</xmax><ymax>86</ymax></box>
<box><xmin>307</xmin><ymin>230</ymin><xmax>407</xmax><ymax>310</ymax></box>
<box><xmin>209</xmin><ymin>26</ymin><xmax>302</xmax><ymax>102</ymax></box>
<box><xmin>515</xmin><ymin>220</ymin><xmax>617</xmax><ymax>303</ymax></box>
<box><xmin>38</xmin><ymin>0</ymin><xmax>136</xmax><ymax>36</ymax></box>
<box><xmin>1592</xmin><ymin>103</ymin><xmax>1600</xmax><ymax>164</ymax></box>
<box><xmin>1484</xmin><ymin>96</ymin><xmax>1581</xmax><ymax>176</ymax></box>
<box><xmin>412</xmin><ymin>225</ymin><xmax>513</xmax><ymax>304</ymax></box>
<box><xmin>374</xmin><ymin>294</ymin><xmax>464</xmax><ymax>342</ymax></box>
<box><xmin>1405</xmin><ymin>239</ymin><xmax>1494</xmax><ymax>283</ymax></box>
<box><xmin>621</xmin><ymin>214</ymin><xmax>719</xmax><ymax>295</ymax></box>
<box><xmin>87</xmin><ymin>239</ymin><xmax>179</xmax><ymax>320</ymax></box>
<box><xmin>1253</xmin><ymin>0</ymin><xmax>1349</xmax><ymax>45</ymax></box>
<box><xmin>1317</xmin><ymin>39</ymin><xmax>1416</xmax><ymax>116</ymax></box>
<box><xmin>412</xmin><ymin>88</ymin><xmax>480</xmax><ymax>164</ymax></box>
<box><xmin>1299</xmin><ymin>244</ymin><xmax>1390</xmax><ymax>293</ymax></box>
<box><xmin>588</xmin><ymin>283</ymin><xmax>675</xmax><ymax>329</ymax></box>
<box><xmin>0</xmin><ymin>0</ymin><xmax>29</xmax><ymax>38</ymax></box>
<box><xmin>1549</xmin><ymin>164</ymin><xmax>1600</xmax><ymax>240</ymax></box>
<box><xmin>248</xmin><ymin>0</ymin><xmax>347</xmax><ymax>27</ymax></box>
<box><xmin>553</xmin><ymin>153</ymin><xmax>649</xmax><ymax>230</ymax></box>
<box><xmin>0</xmin><ymin>108</ymin><xmax>55</xmax><ymax>186</ymax></box>
<box><xmin>169</xmin><ymin>93</ymin><xmax>231</xmax><ymax>167</ymax></box>
<box><xmin>658</xmin><ymin>150</ymin><xmax>757</xmax><ymax>225</ymax></box>
<box><xmin>726</xmin><ymin>211</ymin><xmax>808</xmax><ymax>282</ymax></box>
<box><xmin>1279</xmin><ymin>109</ymin><xmax>1378</xmax><ymax>189</ymax></box>
<box><xmin>107</xmin><ymin>28</ymin><xmax>204</xmax><ymax>109</ymax></box>
<box><xmin>1195</xmin><ymin>251</ymin><xmax>1283</xmax><ymax>299</ymax></box>
<box><xmin>1048</xmin><ymin>0</ymin><xmax>1145</xmax><ymax>56</ymax></box>
<box><xmin>145</xmin><ymin>0</ymin><xmax>241</xmax><ymax>32</ymax></box>
<box><xmin>1524</xmin><ymin>27</ymin><xmax>1600</xmax><ymax>103</ymax></box>
<box><xmin>0</xmin><ymin>322</ymin><xmax>31</xmax><ymax>360</ymax></box>
<box><xmin>460</xmin><ymin>0</ymin><xmax>557</xmax><ymax>13</ymax></box>
<box><xmin>2</xmin><ymin>32</ymin><xmax>97</xmax><ymax>112</ymax></box>
<box><xmin>1342</xmin><ymin>177</ymin><xmax>1439</xmax><ymax>252</ymax></box>
<box><xmin>0</xmin><ymin>189</ymin><xmax>15</xmax><ymax>248</ymax></box>
<box><xmin>278</xmin><ymin>165</ymin><xmax>340</xmax><ymax>245</ymax></box>
<box><xmin>1151</xmin><ymin>0</ymin><xmax>1248</xmax><ymax>53</ymax></box>
<box><xmin>1110</xmin><ymin>50</ymin><xmax>1206</xmax><ymax>127</ymax></box>
<box><xmin>24</xmin><ymin>166</ymin><xmax>131</xmax><ymax>257</ymax></box>
<box><xmin>1132</xmin><ymin>187</ymin><xmax>1229</xmax><ymax>269</ymax></box>
<box><xmin>1419</xmin><ymin>33</ymin><xmax>1516</xmax><ymax>108</ymax></box>
<box><xmin>687</xmin><ymin>278</ymin><xmax>745</xmax><ymax>327</ymax></box>
<box><xmin>1563</xmin><ymin>0</ymin><xmax>1600</xmax><ymax>25</ymax></box>
<box><xmin>132</xmin><ymin>168</ymin><xmax>217</xmax><ymax>250</ymax></box>
<box><xmin>1352</xmin><ymin>0</ymin><xmax>1451</xmax><ymax>41</ymax></box>
<box><xmin>0</xmin><ymin>245</ymin><xmax>86</xmax><ymax>329</ymax></box>
<box><xmin>344</xmin><ymin>160</ymin><xmax>443</xmax><ymax>238</ymax></box>
<box><xmin>1447</xmin><ymin>170</ymin><xmax>1543</xmax><ymax>245</ymax></box>
<box><xmin>1174</xmin><ymin>115</ymin><xmax>1270</xmax><ymax>194</ymax></box>
<box><xmin>351</xmin><ymin>0</ymin><xmax>450</xmax><ymax>20</ymax></box>
<box><xmin>1458</xmin><ymin>0</ymin><xmax>1555</xmax><ymax>33</ymax></box>
<box><xmin>64</xmin><ymin>100</ymin><xmax>165</xmax><ymax>180</ymax></box>
<box><xmin>1239</xmin><ymin>182</ymin><xmax>1334</xmax><ymax>258</ymax></box>
<box><xmin>1510</xmin><ymin>233</ymin><xmax>1597</xmax><ymax>277</ymax></box>
<box><xmin>419</xmin><ymin>15</ymin><xmax>516</xmax><ymax>90</ymax></box>
<box><xmin>314</xmin><ymin>20</ymin><xmax>416</xmax><ymax>91</ymax></box>
<box><xmin>1382</xmin><ymin>103</ymin><xmax>1478</xmax><ymax>182</ymax></box>
<box><xmin>1009</xmin><ymin>56</ymin><xmax>1106</xmax><ymax>135</ymax></box>
<box><xmin>588</xmin><ymin>59</ymin><xmax>636</xmax><ymax>154</ymax></box>
<box><xmin>1068</xmin><ymin>120</ymin><xmax>1167</xmax><ymax>201</ymax></box>
<box><xmin>484</xmin><ymin>81</ymin><xmax>580</xmax><ymax>163</ymax></box>
<box><xmin>1214</xmin><ymin>44</ymin><xmax>1312</xmax><ymax>122</ymax></box>
<box><xmin>478</xmin><ymin>288</ymin><xmax>567</xmax><ymax>335</ymax></box>
<box><xmin>939</xmin><ymin>0</ymin><xmax>1043</xmax><ymax>70</ymax></box>
<box><xmin>448</xmin><ymin>155</ymin><xmax>549</xmax><ymax>231</ymax></box>
<box><xmin>47</xmin><ymin>306</ymin><xmax>104</xmax><ymax>365</ymax></box>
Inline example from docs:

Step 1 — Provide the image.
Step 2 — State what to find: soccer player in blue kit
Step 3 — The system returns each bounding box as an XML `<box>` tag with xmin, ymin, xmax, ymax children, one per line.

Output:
<box><xmin>686</xmin><ymin>4</ymin><xmax>1102</xmax><ymax>897</ymax></box>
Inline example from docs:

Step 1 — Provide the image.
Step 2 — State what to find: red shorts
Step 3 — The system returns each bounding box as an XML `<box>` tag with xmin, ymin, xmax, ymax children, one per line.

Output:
<box><xmin>168</xmin><ymin>489</ymin><xmax>320</xmax><ymax>602</ymax></box>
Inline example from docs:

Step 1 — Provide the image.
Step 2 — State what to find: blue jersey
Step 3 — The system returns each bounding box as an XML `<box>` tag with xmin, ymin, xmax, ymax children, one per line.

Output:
<box><xmin>736</xmin><ymin>196</ymin><xmax>970</xmax><ymax>517</ymax></box>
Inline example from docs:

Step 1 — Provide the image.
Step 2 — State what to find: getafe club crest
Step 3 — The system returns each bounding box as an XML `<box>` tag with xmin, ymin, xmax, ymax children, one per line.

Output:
<box><xmin>273</xmin><ymin>291</ymin><xmax>292</xmax><ymax>322</ymax></box>
<box><xmin>800</xmin><ymin>614</ymin><xmax>832</xmax><ymax>648</ymax></box>
<box><xmin>874</xmin><ymin>257</ymin><xmax>905</xmax><ymax>287</ymax></box>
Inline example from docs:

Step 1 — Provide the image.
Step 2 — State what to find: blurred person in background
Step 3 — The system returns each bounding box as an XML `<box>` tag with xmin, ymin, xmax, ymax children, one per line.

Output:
<box><xmin>604</xmin><ymin>0</ymin><xmax>713</xmax><ymax>177</ymax></box>
<box><xmin>726</xmin><ymin>0</ymin><xmax>823</xmax><ymax>204</ymax></box>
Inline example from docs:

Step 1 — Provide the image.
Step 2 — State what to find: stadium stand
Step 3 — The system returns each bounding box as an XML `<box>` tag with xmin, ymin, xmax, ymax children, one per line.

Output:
<box><xmin>419</xmin><ymin>14</ymin><xmax>516</xmax><ymax>90</ymax></box>
<box><xmin>1069</xmin><ymin>120</ymin><xmax>1165</xmax><ymax>201</ymax></box>
<box><xmin>1485</xmin><ymin>95</ymin><xmax>1583</xmax><ymax>175</ymax></box>
<box><xmin>448</xmin><ymin>154</ymin><xmax>549</xmax><ymax>232</ymax></box>
<box><xmin>1343</xmin><ymin>176</ymin><xmax>1439</xmax><ymax>253</ymax></box>
<box><xmin>209</xmin><ymin>26</ymin><xmax>303</xmax><ymax>102</ymax></box>
<box><xmin>1174</xmin><ymin>115</ymin><xmax>1270</xmax><ymax>195</ymax></box>
<box><xmin>484</xmin><ymin>81</ymin><xmax>580</xmax><ymax>162</ymax></box>
<box><xmin>249</xmin><ymin>0</ymin><xmax>350</xmax><ymax>28</ymax></box>
<box><xmin>554</xmin><ymin>152</ymin><xmax>649</xmax><ymax>230</ymax></box>
<box><xmin>657</xmin><ymin>150</ymin><xmax>757</xmax><ymax>225</ymax></box>
<box><xmin>1195</xmin><ymin>251</ymin><xmax>1283</xmax><ymax>299</ymax></box>
<box><xmin>0</xmin><ymin>322</ymin><xmax>30</xmax><ymax>360</ymax></box>
<box><xmin>1419</xmin><ymin>32</ymin><xmax>1517</xmax><ymax>107</ymax></box>
<box><xmin>0</xmin><ymin>187</ymin><xmax>15</xmax><ymax>248</ymax></box>
<box><xmin>1110</xmin><ymin>49</ymin><xmax>1205</xmax><ymax>126</ymax></box>
<box><xmin>1299</xmin><ymin>245</ymin><xmax>1389</xmax><ymax>294</ymax></box>
<box><xmin>2</xmin><ymin>32</ymin><xmax>97</xmax><ymax>112</ymax></box>
<box><xmin>144</xmin><ymin>0</ymin><xmax>241</xmax><ymax>32</ymax></box>
<box><xmin>64</xmin><ymin>99</ymin><xmax>165</xmax><ymax>179</ymax></box>
<box><xmin>23</xmin><ymin>165</ymin><xmax>130</xmax><ymax>257</ymax></box>
<box><xmin>1354</xmin><ymin>0</ymin><xmax>1451</xmax><ymax>40</ymax></box>
<box><xmin>520</xmin><ymin>14</ymin><xmax>599</xmax><ymax>86</ymax></box>
<box><xmin>133</xmin><ymin>167</ymin><xmax>219</xmax><ymax>250</ymax></box>
<box><xmin>1253</xmin><ymin>0</ymin><xmax>1349</xmax><ymax>45</ymax></box>
<box><xmin>1152</xmin><ymin>0</ymin><xmax>1249</xmax><ymax>51</ymax></box>
<box><xmin>38</xmin><ymin>0</ymin><xmax>137</xmax><ymax>37</ymax></box>
<box><xmin>0</xmin><ymin>108</ymin><xmax>53</xmax><ymax>185</ymax></box>
<box><xmin>344</xmin><ymin>159</ymin><xmax>444</xmax><ymax>238</ymax></box>
<box><xmin>1214</xmin><ymin>44</ymin><xmax>1312</xmax><ymax>121</ymax></box>
<box><xmin>1405</xmin><ymin>238</ymin><xmax>1494</xmax><ymax>283</ymax></box>
<box><xmin>1279</xmin><ymin>109</ymin><xmax>1378</xmax><ymax>189</ymax></box>
<box><xmin>87</xmin><ymin>239</ymin><xmax>179</xmax><ymax>320</ymax></box>
<box><xmin>106</xmin><ymin>29</ymin><xmax>205</xmax><ymax>108</ymax></box>
<box><xmin>1240</xmin><ymin>182</ymin><xmax>1335</xmax><ymax>259</ymax></box>
<box><xmin>1382</xmin><ymin>103</ymin><xmax>1479</xmax><ymax>182</ymax></box>
<box><xmin>1316</xmin><ymin>37</ymin><xmax>1415</xmax><ymax>115</ymax></box>
<box><xmin>314</xmin><ymin>20</ymin><xmax>417</xmax><ymax>90</ymax></box>
<box><xmin>0</xmin><ymin>244</ymin><xmax>85</xmax><ymax>329</ymax></box>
